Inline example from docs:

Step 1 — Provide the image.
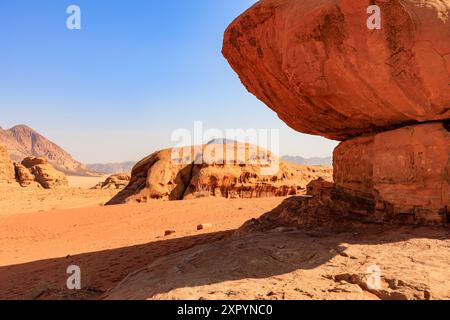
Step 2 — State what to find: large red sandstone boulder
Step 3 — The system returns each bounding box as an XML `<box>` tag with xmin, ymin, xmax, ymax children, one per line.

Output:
<box><xmin>107</xmin><ymin>143</ymin><xmax>332</xmax><ymax>205</ymax></box>
<box><xmin>0</xmin><ymin>144</ymin><xmax>15</xmax><ymax>184</ymax></box>
<box><xmin>222</xmin><ymin>0</ymin><xmax>450</xmax><ymax>140</ymax></box>
<box><xmin>223</xmin><ymin>0</ymin><xmax>449</xmax><ymax>225</ymax></box>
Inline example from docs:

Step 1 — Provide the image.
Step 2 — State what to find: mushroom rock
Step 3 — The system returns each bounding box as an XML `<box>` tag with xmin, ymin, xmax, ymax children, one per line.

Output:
<box><xmin>223</xmin><ymin>0</ymin><xmax>450</xmax><ymax>225</ymax></box>
<box><xmin>334</xmin><ymin>122</ymin><xmax>450</xmax><ymax>223</ymax></box>
<box><xmin>222</xmin><ymin>0</ymin><xmax>450</xmax><ymax>141</ymax></box>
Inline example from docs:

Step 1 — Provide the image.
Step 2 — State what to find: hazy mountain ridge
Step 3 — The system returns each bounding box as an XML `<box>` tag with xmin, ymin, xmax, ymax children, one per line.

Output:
<box><xmin>282</xmin><ymin>155</ymin><xmax>332</xmax><ymax>166</ymax></box>
<box><xmin>87</xmin><ymin>162</ymin><xmax>135</xmax><ymax>174</ymax></box>
<box><xmin>0</xmin><ymin>124</ymin><xmax>96</xmax><ymax>176</ymax></box>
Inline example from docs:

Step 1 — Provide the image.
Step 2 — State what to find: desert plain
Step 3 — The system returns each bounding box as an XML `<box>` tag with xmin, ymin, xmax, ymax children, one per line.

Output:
<box><xmin>0</xmin><ymin>179</ymin><xmax>449</xmax><ymax>300</ymax></box>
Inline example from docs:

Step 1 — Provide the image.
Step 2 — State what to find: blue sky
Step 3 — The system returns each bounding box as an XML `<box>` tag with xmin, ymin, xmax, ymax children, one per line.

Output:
<box><xmin>0</xmin><ymin>0</ymin><xmax>337</xmax><ymax>163</ymax></box>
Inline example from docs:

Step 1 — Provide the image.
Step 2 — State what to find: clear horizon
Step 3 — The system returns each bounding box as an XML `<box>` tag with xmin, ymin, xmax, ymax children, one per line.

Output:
<box><xmin>0</xmin><ymin>1</ymin><xmax>338</xmax><ymax>163</ymax></box>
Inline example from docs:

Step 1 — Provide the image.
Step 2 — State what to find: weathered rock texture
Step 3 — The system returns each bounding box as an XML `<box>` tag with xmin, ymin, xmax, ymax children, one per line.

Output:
<box><xmin>223</xmin><ymin>0</ymin><xmax>450</xmax><ymax>225</ymax></box>
<box><xmin>0</xmin><ymin>144</ymin><xmax>15</xmax><ymax>184</ymax></box>
<box><xmin>14</xmin><ymin>163</ymin><xmax>37</xmax><ymax>187</ymax></box>
<box><xmin>334</xmin><ymin>122</ymin><xmax>449</xmax><ymax>223</ymax></box>
<box><xmin>222</xmin><ymin>0</ymin><xmax>450</xmax><ymax>141</ymax></box>
<box><xmin>92</xmin><ymin>173</ymin><xmax>131</xmax><ymax>190</ymax></box>
<box><xmin>16</xmin><ymin>157</ymin><xmax>68</xmax><ymax>189</ymax></box>
<box><xmin>107</xmin><ymin>143</ymin><xmax>332</xmax><ymax>205</ymax></box>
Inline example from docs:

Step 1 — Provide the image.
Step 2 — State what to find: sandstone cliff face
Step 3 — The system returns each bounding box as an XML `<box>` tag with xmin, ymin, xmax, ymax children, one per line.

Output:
<box><xmin>222</xmin><ymin>0</ymin><xmax>450</xmax><ymax>141</ymax></box>
<box><xmin>107</xmin><ymin>143</ymin><xmax>332</xmax><ymax>205</ymax></box>
<box><xmin>223</xmin><ymin>0</ymin><xmax>450</xmax><ymax>225</ymax></box>
<box><xmin>16</xmin><ymin>157</ymin><xmax>68</xmax><ymax>189</ymax></box>
<box><xmin>0</xmin><ymin>144</ymin><xmax>15</xmax><ymax>184</ymax></box>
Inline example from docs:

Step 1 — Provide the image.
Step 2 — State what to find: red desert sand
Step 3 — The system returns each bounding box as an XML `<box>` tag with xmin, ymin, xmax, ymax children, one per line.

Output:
<box><xmin>1</xmin><ymin>197</ymin><xmax>449</xmax><ymax>300</ymax></box>
<box><xmin>0</xmin><ymin>197</ymin><xmax>286</xmax><ymax>299</ymax></box>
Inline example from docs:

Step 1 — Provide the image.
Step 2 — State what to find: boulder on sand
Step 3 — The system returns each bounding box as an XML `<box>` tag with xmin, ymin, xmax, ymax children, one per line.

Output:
<box><xmin>19</xmin><ymin>157</ymin><xmax>68</xmax><ymax>189</ymax></box>
<box><xmin>0</xmin><ymin>144</ymin><xmax>15</xmax><ymax>184</ymax></box>
<box><xmin>92</xmin><ymin>173</ymin><xmax>131</xmax><ymax>190</ymax></box>
<box><xmin>106</xmin><ymin>142</ymin><xmax>332</xmax><ymax>205</ymax></box>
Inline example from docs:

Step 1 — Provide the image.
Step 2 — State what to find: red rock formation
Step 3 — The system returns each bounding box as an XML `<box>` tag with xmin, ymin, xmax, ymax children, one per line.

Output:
<box><xmin>18</xmin><ymin>157</ymin><xmax>68</xmax><ymax>189</ymax></box>
<box><xmin>92</xmin><ymin>173</ymin><xmax>131</xmax><ymax>190</ymax></box>
<box><xmin>222</xmin><ymin>0</ymin><xmax>450</xmax><ymax>141</ymax></box>
<box><xmin>107</xmin><ymin>143</ymin><xmax>332</xmax><ymax>205</ymax></box>
<box><xmin>334</xmin><ymin>122</ymin><xmax>450</xmax><ymax>223</ymax></box>
<box><xmin>223</xmin><ymin>0</ymin><xmax>450</xmax><ymax>225</ymax></box>
<box><xmin>0</xmin><ymin>125</ymin><xmax>96</xmax><ymax>176</ymax></box>
<box><xmin>0</xmin><ymin>144</ymin><xmax>15</xmax><ymax>184</ymax></box>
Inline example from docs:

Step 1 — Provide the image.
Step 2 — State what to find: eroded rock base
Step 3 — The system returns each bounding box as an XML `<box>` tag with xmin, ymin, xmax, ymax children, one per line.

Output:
<box><xmin>242</xmin><ymin>178</ymin><xmax>449</xmax><ymax>232</ymax></box>
<box><xmin>334</xmin><ymin>122</ymin><xmax>449</xmax><ymax>225</ymax></box>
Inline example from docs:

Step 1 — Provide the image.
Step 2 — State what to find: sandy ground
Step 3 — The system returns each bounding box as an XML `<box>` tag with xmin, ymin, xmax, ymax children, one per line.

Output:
<box><xmin>0</xmin><ymin>197</ymin><xmax>285</xmax><ymax>299</ymax></box>
<box><xmin>0</xmin><ymin>176</ymin><xmax>117</xmax><ymax>216</ymax></box>
<box><xmin>0</xmin><ymin>184</ymin><xmax>448</xmax><ymax>300</ymax></box>
<box><xmin>66</xmin><ymin>176</ymin><xmax>107</xmax><ymax>189</ymax></box>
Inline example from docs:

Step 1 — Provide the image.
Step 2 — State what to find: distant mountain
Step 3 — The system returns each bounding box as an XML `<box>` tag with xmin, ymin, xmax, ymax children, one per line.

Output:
<box><xmin>282</xmin><ymin>155</ymin><xmax>332</xmax><ymax>166</ymax></box>
<box><xmin>0</xmin><ymin>124</ymin><xmax>97</xmax><ymax>176</ymax></box>
<box><xmin>86</xmin><ymin>162</ymin><xmax>136</xmax><ymax>174</ymax></box>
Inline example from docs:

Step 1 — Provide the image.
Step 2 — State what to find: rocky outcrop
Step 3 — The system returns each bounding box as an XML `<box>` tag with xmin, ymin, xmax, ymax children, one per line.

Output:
<box><xmin>92</xmin><ymin>173</ymin><xmax>131</xmax><ymax>190</ymax></box>
<box><xmin>16</xmin><ymin>157</ymin><xmax>68</xmax><ymax>189</ymax></box>
<box><xmin>223</xmin><ymin>0</ymin><xmax>450</xmax><ymax>225</ymax></box>
<box><xmin>0</xmin><ymin>124</ymin><xmax>96</xmax><ymax>176</ymax></box>
<box><xmin>14</xmin><ymin>163</ymin><xmax>37</xmax><ymax>187</ymax></box>
<box><xmin>222</xmin><ymin>0</ymin><xmax>450</xmax><ymax>141</ymax></box>
<box><xmin>0</xmin><ymin>144</ymin><xmax>15</xmax><ymax>184</ymax></box>
<box><xmin>107</xmin><ymin>143</ymin><xmax>332</xmax><ymax>205</ymax></box>
<box><xmin>334</xmin><ymin>122</ymin><xmax>449</xmax><ymax>224</ymax></box>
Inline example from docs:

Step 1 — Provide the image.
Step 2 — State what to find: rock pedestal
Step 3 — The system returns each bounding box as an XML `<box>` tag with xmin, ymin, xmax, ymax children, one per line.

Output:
<box><xmin>334</xmin><ymin>122</ymin><xmax>449</xmax><ymax>224</ymax></box>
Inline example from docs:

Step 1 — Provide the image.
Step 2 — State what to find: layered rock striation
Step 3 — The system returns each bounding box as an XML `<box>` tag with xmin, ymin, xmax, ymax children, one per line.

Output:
<box><xmin>15</xmin><ymin>157</ymin><xmax>68</xmax><ymax>189</ymax></box>
<box><xmin>107</xmin><ymin>142</ymin><xmax>332</xmax><ymax>205</ymax></box>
